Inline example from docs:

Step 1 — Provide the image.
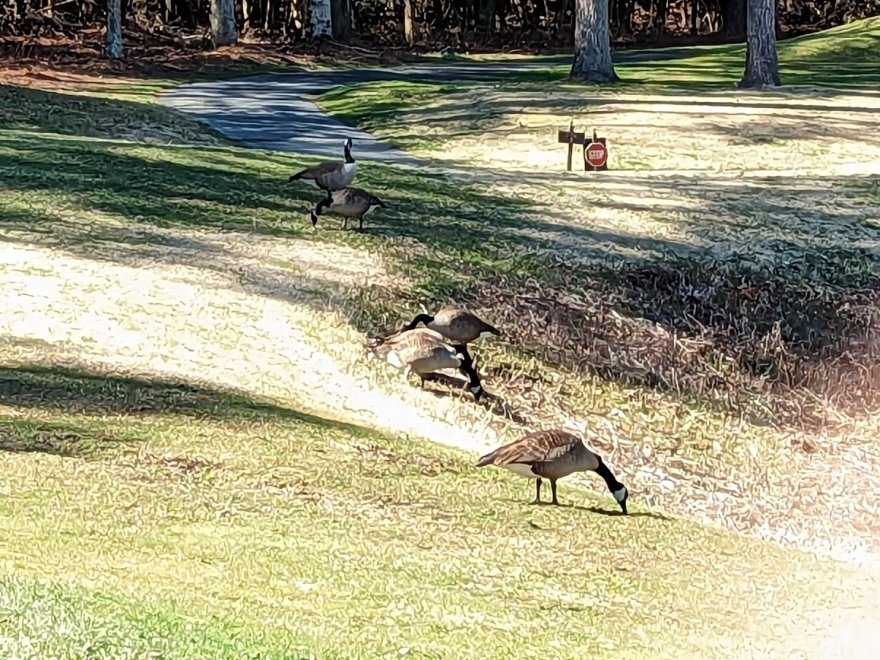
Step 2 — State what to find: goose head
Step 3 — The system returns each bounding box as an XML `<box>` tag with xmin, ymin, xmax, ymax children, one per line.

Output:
<box><xmin>612</xmin><ymin>485</ymin><xmax>628</xmax><ymax>514</ymax></box>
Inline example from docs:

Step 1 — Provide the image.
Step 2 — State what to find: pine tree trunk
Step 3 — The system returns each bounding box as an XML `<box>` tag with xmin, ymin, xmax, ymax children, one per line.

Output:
<box><xmin>330</xmin><ymin>0</ymin><xmax>351</xmax><ymax>40</ymax></box>
<box><xmin>105</xmin><ymin>0</ymin><xmax>124</xmax><ymax>59</ymax></box>
<box><xmin>210</xmin><ymin>0</ymin><xmax>238</xmax><ymax>46</ymax></box>
<box><xmin>310</xmin><ymin>0</ymin><xmax>332</xmax><ymax>37</ymax></box>
<box><xmin>481</xmin><ymin>0</ymin><xmax>495</xmax><ymax>34</ymax></box>
<box><xmin>653</xmin><ymin>0</ymin><xmax>669</xmax><ymax>34</ymax></box>
<box><xmin>570</xmin><ymin>0</ymin><xmax>618</xmax><ymax>83</ymax></box>
<box><xmin>739</xmin><ymin>0</ymin><xmax>781</xmax><ymax>88</ymax></box>
<box><xmin>723</xmin><ymin>0</ymin><xmax>746</xmax><ymax>38</ymax></box>
<box><xmin>404</xmin><ymin>0</ymin><xmax>414</xmax><ymax>44</ymax></box>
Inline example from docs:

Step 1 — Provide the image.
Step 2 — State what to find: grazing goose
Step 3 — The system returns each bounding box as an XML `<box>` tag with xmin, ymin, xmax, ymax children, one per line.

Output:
<box><xmin>310</xmin><ymin>187</ymin><xmax>386</xmax><ymax>230</ymax></box>
<box><xmin>401</xmin><ymin>307</ymin><xmax>501</xmax><ymax>364</ymax></box>
<box><xmin>288</xmin><ymin>137</ymin><xmax>357</xmax><ymax>193</ymax></box>
<box><xmin>476</xmin><ymin>429</ymin><xmax>629</xmax><ymax>512</ymax></box>
<box><xmin>367</xmin><ymin>327</ymin><xmax>485</xmax><ymax>401</ymax></box>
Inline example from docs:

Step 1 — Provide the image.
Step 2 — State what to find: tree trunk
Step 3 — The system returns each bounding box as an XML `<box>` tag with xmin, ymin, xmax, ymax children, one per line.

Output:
<box><xmin>481</xmin><ymin>0</ymin><xmax>495</xmax><ymax>34</ymax></box>
<box><xmin>210</xmin><ymin>0</ymin><xmax>238</xmax><ymax>46</ymax></box>
<box><xmin>310</xmin><ymin>0</ymin><xmax>332</xmax><ymax>37</ymax></box>
<box><xmin>739</xmin><ymin>0</ymin><xmax>781</xmax><ymax>89</ymax></box>
<box><xmin>404</xmin><ymin>0</ymin><xmax>414</xmax><ymax>44</ymax></box>
<box><xmin>105</xmin><ymin>0</ymin><xmax>124</xmax><ymax>59</ymax></box>
<box><xmin>330</xmin><ymin>0</ymin><xmax>351</xmax><ymax>39</ymax></box>
<box><xmin>724</xmin><ymin>0</ymin><xmax>746</xmax><ymax>38</ymax></box>
<box><xmin>653</xmin><ymin>0</ymin><xmax>669</xmax><ymax>34</ymax></box>
<box><xmin>570</xmin><ymin>0</ymin><xmax>618</xmax><ymax>83</ymax></box>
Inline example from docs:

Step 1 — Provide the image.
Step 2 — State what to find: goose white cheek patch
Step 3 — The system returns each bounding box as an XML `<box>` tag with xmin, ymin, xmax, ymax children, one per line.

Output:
<box><xmin>613</xmin><ymin>487</ymin><xmax>627</xmax><ymax>502</ymax></box>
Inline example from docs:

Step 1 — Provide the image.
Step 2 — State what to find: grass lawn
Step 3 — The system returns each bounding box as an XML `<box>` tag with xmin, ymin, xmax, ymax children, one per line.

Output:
<box><xmin>318</xmin><ymin>16</ymin><xmax>880</xmax><ymax>141</ymax></box>
<box><xmin>2</xmin><ymin>17</ymin><xmax>880</xmax><ymax>658</ymax></box>
<box><xmin>311</xmin><ymin>17</ymin><xmax>880</xmax><ymax>556</ymax></box>
<box><xmin>1</xmin><ymin>367</ymin><xmax>878</xmax><ymax>659</ymax></box>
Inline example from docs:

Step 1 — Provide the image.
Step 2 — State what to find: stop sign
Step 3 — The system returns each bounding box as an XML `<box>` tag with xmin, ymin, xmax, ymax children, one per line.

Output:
<box><xmin>584</xmin><ymin>141</ymin><xmax>608</xmax><ymax>169</ymax></box>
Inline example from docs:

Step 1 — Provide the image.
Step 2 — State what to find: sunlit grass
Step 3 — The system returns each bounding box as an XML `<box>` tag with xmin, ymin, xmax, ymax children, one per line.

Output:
<box><xmin>0</xmin><ymin>367</ymin><xmax>875</xmax><ymax>658</ymax></box>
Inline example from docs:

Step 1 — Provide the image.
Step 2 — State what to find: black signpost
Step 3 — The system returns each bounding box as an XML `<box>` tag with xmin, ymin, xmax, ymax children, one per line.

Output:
<box><xmin>558</xmin><ymin>122</ymin><xmax>609</xmax><ymax>172</ymax></box>
<box><xmin>557</xmin><ymin>120</ymin><xmax>586</xmax><ymax>172</ymax></box>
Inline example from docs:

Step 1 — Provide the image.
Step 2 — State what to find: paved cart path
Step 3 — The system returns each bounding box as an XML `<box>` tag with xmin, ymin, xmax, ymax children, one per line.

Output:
<box><xmin>159</xmin><ymin>49</ymin><xmax>694</xmax><ymax>163</ymax></box>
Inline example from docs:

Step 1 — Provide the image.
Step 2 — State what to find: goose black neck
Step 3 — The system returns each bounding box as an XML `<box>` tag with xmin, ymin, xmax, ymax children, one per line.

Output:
<box><xmin>595</xmin><ymin>459</ymin><xmax>623</xmax><ymax>493</ymax></box>
<box><xmin>316</xmin><ymin>196</ymin><xmax>331</xmax><ymax>213</ymax></box>
<box><xmin>458</xmin><ymin>358</ymin><xmax>481</xmax><ymax>387</ymax></box>
<box><xmin>344</xmin><ymin>143</ymin><xmax>355</xmax><ymax>163</ymax></box>
<box><xmin>405</xmin><ymin>313</ymin><xmax>434</xmax><ymax>331</ymax></box>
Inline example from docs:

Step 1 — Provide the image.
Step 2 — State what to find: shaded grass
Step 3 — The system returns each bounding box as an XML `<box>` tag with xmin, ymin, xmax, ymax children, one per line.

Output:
<box><xmin>0</xmin><ymin>364</ymin><xmax>876</xmax><ymax>658</ymax></box>
<box><xmin>0</xmin><ymin>84</ymin><xmax>226</xmax><ymax>144</ymax></box>
<box><xmin>459</xmin><ymin>255</ymin><xmax>880</xmax><ymax>431</ymax></box>
<box><xmin>0</xmin><ymin>365</ymin><xmax>343</xmax><ymax>424</ymax></box>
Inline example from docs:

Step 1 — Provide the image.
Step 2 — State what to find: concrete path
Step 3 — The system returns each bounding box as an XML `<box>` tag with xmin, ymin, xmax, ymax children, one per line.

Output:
<box><xmin>159</xmin><ymin>48</ymin><xmax>696</xmax><ymax>163</ymax></box>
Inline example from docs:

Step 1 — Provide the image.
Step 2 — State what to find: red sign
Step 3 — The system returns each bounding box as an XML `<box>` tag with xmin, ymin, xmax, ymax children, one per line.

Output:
<box><xmin>584</xmin><ymin>141</ymin><xmax>608</xmax><ymax>169</ymax></box>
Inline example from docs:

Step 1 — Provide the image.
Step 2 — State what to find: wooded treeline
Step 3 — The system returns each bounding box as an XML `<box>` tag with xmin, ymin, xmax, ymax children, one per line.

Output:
<box><xmin>1</xmin><ymin>0</ymin><xmax>877</xmax><ymax>50</ymax></box>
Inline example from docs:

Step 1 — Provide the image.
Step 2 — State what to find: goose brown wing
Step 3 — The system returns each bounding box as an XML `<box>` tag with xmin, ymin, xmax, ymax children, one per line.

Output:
<box><xmin>302</xmin><ymin>161</ymin><xmax>343</xmax><ymax>179</ymax></box>
<box><xmin>482</xmin><ymin>429</ymin><xmax>581</xmax><ymax>466</ymax></box>
<box><xmin>374</xmin><ymin>327</ymin><xmax>448</xmax><ymax>362</ymax></box>
<box><xmin>436</xmin><ymin>308</ymin><xmax>500</xmax><ymax>339</ymax></box>
<box><xmin>332</xmin><ymin>187</ymin><xmax>376</xmax><ymax>213</ymax></box>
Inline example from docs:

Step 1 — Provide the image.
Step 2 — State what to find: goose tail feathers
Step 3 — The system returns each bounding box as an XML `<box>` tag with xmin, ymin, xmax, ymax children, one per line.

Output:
<box><xmin>363</xmin><ymin>334</ymin><xmax>388</xmax><ymax>350</ymax></box>
<box><xmin>475</xmin><ymin>449</ymin><xmax>498</xmax><ymax>468</ymax></box>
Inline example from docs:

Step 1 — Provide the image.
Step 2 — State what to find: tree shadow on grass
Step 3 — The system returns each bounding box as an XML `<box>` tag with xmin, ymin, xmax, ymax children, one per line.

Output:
<box><xmin>0</xmin><ymin>84</ymin><xmax>231</xmax><ymax>146</ymax></box>
<box><xmin>0</xmin><ymin>362</ymin><xmax>370</xmax><ymax>438</ymax></box>
<box><xmin>4</xmin><ymin>85</ymin><xmax>880</xmax><ymax>434</ymax></box>
<box><xmin>0</xmin><ymin>125</ymin><xmax>694</xmax><ymax>266</ymax></box>
<box><xmin>7</xmin><ymin>133</ymin><xmax>878</xmax><ymax>433</ymax></box>
<box><xmin>418</xmin><ymin>373</ymin><xmax>530</xmax><ymax>423</ymax></box>
<box><xmin>0</xmin><ymin>133</ymin><xmax>313</xmax><ymax>240</ymax></box>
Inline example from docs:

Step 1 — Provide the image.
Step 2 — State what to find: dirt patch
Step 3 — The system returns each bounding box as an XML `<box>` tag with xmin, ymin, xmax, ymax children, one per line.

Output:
<box><xmin>0</xmin><ymin>65</ymin><xmax>121</xmax><ymax>91</ymax></box>
<box><xmin>153</xmin><ymin>453</ymin><xmax>223</xmax><ymax>476</ymax></box>
<box><xmin>0</xmin><ymin>422</ymin><xmax>128</xmax><ymax>458</ymax></box>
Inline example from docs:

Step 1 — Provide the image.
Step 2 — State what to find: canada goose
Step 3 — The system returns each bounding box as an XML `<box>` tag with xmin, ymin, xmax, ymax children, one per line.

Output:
<box><xmin>310</xmin><ymin>187</ymin><xmax>386</xmax><ymax>230</ymax></box>
<box><xmin>288</xmin><ymin>137</ymin><xmax>357</xmax><ymax>193</ymax></box>
<box><xmin>401</xmin><ymin>307</ymin><xmax>501</xmax><ymax>364</ymax></box>
<box><xmin>367</xmin><ymin>327</ymin><xmax>485</xmax><ymax>401</ymax></box>
<box><xmin>476</xmin><ymin>429</ymin><xmax>629</xmax><ymax>512</ymax></box>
